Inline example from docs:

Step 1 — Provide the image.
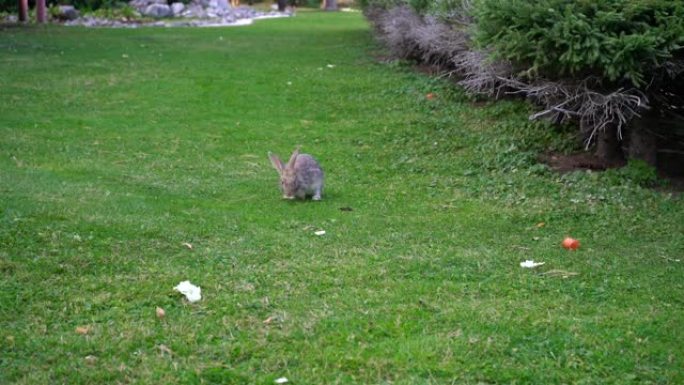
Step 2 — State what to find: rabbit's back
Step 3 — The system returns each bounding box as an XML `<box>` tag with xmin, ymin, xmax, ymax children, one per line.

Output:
<box><xmin>294</xmin><ymin>154</ymin><xmax>324</xmax><ymax>198</ymax></box>
<box><xmin>295</xmin><ymin>154</ymin><xmax>324</xmax><ymax>185</ymax></box>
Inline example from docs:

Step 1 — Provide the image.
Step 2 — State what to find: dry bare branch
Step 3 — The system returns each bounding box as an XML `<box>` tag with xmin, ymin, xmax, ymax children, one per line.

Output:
<box><xmin>414</xmin><ymin>16</ymin><xmax>469</xmax><ymax>67</ymax></box>
<box><xmin>452</xmin><ymin>50</ymin><xmax>513</xmax><ymax>97</ymax></box>
<box><xmin>377</xmin><ymin>6</ymin><xmax>425</xmax><ymax>60</ymax></box>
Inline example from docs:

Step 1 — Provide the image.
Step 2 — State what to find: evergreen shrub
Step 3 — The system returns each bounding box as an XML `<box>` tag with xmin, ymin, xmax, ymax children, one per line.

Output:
<box><xmin>474</xmin><ymin>0</ymin><xmax>684</xmax><ymax>87</ymax></box>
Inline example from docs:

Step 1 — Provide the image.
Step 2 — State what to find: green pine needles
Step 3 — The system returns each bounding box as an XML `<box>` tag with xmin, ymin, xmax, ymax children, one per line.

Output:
<box><xmin>474</xmin><ymin>0</ymin><xmax>684</xmax><ymax>87</ymax></box>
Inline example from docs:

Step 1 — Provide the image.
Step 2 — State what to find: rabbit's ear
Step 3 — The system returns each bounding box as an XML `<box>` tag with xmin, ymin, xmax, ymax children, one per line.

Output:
<box><xmin>268</xmin><ymin>152</ymin><xmax>284</xmax><ymax>175</ymax></box>
<box><xmin>286</xmin><ymin>145</ymin><xmax>301</xmax><ymax>169</ymax></box>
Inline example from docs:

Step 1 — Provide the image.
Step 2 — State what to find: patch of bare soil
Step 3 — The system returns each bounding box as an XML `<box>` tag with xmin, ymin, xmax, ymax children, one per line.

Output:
<box><xmin>541</xmin><ymin>152</ymin><xmax>684</xmax><ymax>193</ymax></box>
<box><xmin>414</xmin><ymin>63</ymin><xmax>445</xmax><ymax>76</ymax></box>
<box><xmin>657</xmin><ymin>175</ymin><xmax>684</xmax><ymax>194</ymax></box>
<box><xmin>539</xmin><ymin>152</ymin><xmax>625</xmax><ymax>172</ymax></box>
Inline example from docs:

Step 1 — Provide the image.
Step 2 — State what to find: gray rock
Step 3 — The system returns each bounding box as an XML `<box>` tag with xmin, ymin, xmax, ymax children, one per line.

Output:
<box><xmin>56</xmin><ymin>5</ymin><xmax>80</xmax><ymax>20</ymax></box>
<box><xmin>181</xmin><ymin>4</ymin><xmax>206</xmax><ymax>18</ymax></box>
<box><xmin>143</xmin><ymin>3</ymin><xmax>172</xmax><ymax>18</ymax></box>
<box><xmin>170</xmin><ymin>2</ymin><xmax>185</xmax><ymax>16</ymax></box>
<box><xmin>129</xmin><ymin>0</ymin><xmax>147</xmax><ymax>10</ymax></box>
<box><xmin>129</xmin><ymin>0</ymin><xmax>166</xmax><ymax>12</ymax></box>
<box><xmin>65</xmin><ymin>0</ymin><xmax>292</xmax><ymax>28</ymax></box>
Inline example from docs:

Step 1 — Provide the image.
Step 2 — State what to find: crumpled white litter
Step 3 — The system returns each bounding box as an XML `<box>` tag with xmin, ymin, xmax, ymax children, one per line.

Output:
<box><xmin>275</xmin><ymin>377</ymin><xmax>289</xmax><ymax>384</ymax></box>
<box><xmin>314</xmin><ymin>230</ymin><xmax>326</xmax><ymax>236</ymax></box>
<box><xmin>520</xmin><ymin>260</ymin><xmax>545</xmax><ymax>268</ymax></box>
<box><xmin>174</xmin><ymin>281</ymin><xmax>202</xmax><ymax>302</ymax></box>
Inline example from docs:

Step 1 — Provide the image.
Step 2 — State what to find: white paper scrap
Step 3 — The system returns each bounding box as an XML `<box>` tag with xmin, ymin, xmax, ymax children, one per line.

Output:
<box><xmin>520</xmin><ymin>260</ymin><xmax>545</xmax><ymax>268</ymax></box>
<box><xmin>174</xmin><ymin>281</ymin><xmax>202</xmax><ymax>302</ymax></box>
<box><xmin>275</xmin><ymin>377</ymin><xmax>289</xmax><ymax>384</ymax></box>
<box><xmin>314</xmin><ymin>230</ymin><xmax>326</xmax><ymax>236</ymax></box>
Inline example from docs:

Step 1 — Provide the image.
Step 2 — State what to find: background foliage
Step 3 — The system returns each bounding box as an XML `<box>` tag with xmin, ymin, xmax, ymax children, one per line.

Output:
<box><xmin>474</xmin><ymin>0</ymin><xmax>684</xmax><ymax>88</ymax></box>
<box><xmin>363</xmin><ymin>0</ymin><xmax>684</xmax><ymax>168</ymax></box>
<box><xmin>1</xmin><ymin>0</ymin><xmax>118</xmax><ymax>12</ymax></box>
<box><xmin>363</xmin><ymin>0</ymin><xmax>684</xmax><ymax>88</ymax></box>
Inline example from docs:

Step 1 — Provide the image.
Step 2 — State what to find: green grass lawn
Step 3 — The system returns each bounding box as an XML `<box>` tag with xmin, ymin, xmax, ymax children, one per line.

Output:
<box><xmin>1</xmin><ymin>12</ymin><xmax>683</xmax><ymax>384</ymax></box>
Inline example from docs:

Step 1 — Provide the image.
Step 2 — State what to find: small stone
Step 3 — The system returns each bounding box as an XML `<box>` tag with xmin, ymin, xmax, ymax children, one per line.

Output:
<box><xmin>143</xmin><ymin>3</ymin><xmax>172</xmax><ymax>18</ymax></box>
<box><xmin>170</xmin><ymin>2</ymin><xmax>185</xmax><ymax>16</ymax></box>
<box><xmin>55</xmin><ymin>5</ymin><xmax>80</xmax><ymax>21</ymax></box>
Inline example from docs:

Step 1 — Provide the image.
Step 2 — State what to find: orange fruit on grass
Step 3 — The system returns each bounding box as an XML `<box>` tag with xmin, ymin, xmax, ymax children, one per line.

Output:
<box><xmin>562</xmin><ymin>237</ymin><xmax>580</xmax><ymax>250</ymax></box>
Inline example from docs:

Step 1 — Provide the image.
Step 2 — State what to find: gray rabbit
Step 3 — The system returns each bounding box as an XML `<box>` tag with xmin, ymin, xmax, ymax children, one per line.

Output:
<box><xmin>268</xmin><ymin>146</ymin><xmax>324</xmax><ymax>200</ymax></box>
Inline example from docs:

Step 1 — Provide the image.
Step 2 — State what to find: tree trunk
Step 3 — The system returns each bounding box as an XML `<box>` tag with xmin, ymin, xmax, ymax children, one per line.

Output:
<box><xmin>18</xmin><ymin>0</ymin><xmax>28</xmax><ymax>22</ymax></box>
<box><xmin>627</xmin><ymin>115</ymin><xmax>658</xmax><ymax>167</ymax></box>
<box><xmin>36</xmin><ymin>0</ymin><xmax>47</xmax><ymax>23</ymax></box>
<box><xmin>277</xmin><ymin>0</ymin><xmax>287</xmax><ymax>11</ymax></box>
<box><xmin>324</xmin><ymin>0</ymin><xmax>337</xmax><ymax>11</ymax></box>
<box><xmin>594</xmin><ymin>126</ymin><xmax>625</xmax><ymax>167</ymax></box>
